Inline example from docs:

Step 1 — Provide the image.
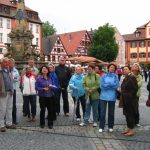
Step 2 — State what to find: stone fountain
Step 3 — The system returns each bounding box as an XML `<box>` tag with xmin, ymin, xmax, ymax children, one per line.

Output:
<box><xmin>4</xmin><ymin>0</ymin><xmax>45</xmax><ymax>71</ymax></box>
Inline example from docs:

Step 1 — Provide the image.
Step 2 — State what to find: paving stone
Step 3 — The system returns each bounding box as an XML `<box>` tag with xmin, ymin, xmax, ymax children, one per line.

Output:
<box><xmin>0</xmin><ymin>81</ymin><xmax>150</xmax><ymax>150</ymax></box>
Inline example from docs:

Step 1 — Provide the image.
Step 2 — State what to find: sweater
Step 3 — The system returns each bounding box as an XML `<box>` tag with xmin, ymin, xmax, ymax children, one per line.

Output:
<box><xmin>35</xmin><ymin>76</ymin><xmax>56</xmax><ymax>98</ymax></box>
<box><xmin>132</xmin><ymin>73</ymin><xmax>143</xmax><ymax>97</ymax></box>
<box><xmin>83</xmin><ymin>72</ymin><xmax>100</xmax><ymax>100</ymax></box>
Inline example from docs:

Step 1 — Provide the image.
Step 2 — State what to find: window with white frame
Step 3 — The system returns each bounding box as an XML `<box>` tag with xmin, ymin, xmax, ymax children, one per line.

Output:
<box><xmin>36</xmin><ymin>38</ymin><xmax>39</xmax><ymax>46</ymax></box>
<box><xmin>135</xmin><ymin>30</ymin><xmax>140</xmax><ymax>37</ymax></box>
<box><xmin>0</xmin><ymin>33</ymin><xmax>3</xmax><ymax>42</ymax></box>
<box><xmin>0</xmin><ymin>18</ymin><xmax>3</xmax><ymax>28</ymax></box>
<box><xmin>131</xmin><ymin>41</ymin><xmax>136</xmax><ymax>48</ymax></box>
<box><xmin>7</xmin><ymin>34</ymin><xmax>11</xmax><ymax>43</ymax></box>
<box><xmin>7</xmin><ymin>19</ymin><xmax>10</xmax><ymax>29</ymax></box>
<box><xmin>30</xmin><ymin>23</ymin><xmax>33</xmax><ymax>31</ymax></box>
<box><xmin>52</xmin><ymin>55</ymin><xmax>55</xmax><ymax>61</ymax></box>
<box><xmin>36</xmin><ymin>25</ymin><xmax>39</xmax><ymax>33</ymax></box>
<box><xmin>140</xmin><ymin>41</ymin><xmax>145</xmax><ymax>47</ymax></box>
<box><xmin>0</xmin><ymin>48</ymin><xmax>2</xmax><ymax>53</ymax></box>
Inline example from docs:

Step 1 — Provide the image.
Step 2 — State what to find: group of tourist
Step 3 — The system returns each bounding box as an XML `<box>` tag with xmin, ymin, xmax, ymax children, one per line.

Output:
<box><xmin>0</xmin><ymin>56</ymin><xmax>143</xmax><ymax>137</ymax></box>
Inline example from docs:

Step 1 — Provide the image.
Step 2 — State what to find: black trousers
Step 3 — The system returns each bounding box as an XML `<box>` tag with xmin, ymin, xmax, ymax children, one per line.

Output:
<box><xmin>72</xmin><ymin>95</ymin><xmax>86</xmax><ymax>118</ymax></box>
<box><xmin>39</xmin><ymin>96</ymin><xmax>54</xmax><ymax>126</ymax></box>
<box><xmin>125</xmin><ymin>114</ymin><xmax>135</xmax><ymax>129</ymax></box>
<box><xmin>56</xmin><ymin>88</ymin><xmax>69</xmax><ymax>114</ymax></box>
<box><xmin>23</xmin><ymin>95</ymin><xmax>36</xmax><ymax>118</ymax></box>
<box><xmin>12</xmin><ymin>90</ymin><xmax>17</xmax><ymax>124</ymax></box>
<box><xmin>135</xmin><ymin>97</ymin><xmax>139</xmax><ymax>124</ymax></box>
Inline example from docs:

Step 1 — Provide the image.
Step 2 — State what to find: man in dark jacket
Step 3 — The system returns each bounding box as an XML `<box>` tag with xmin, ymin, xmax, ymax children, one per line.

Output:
<box><xmin>55</xmin><ymin>57</ymin><xmax>71</xmax><ymax>116</ymax></box>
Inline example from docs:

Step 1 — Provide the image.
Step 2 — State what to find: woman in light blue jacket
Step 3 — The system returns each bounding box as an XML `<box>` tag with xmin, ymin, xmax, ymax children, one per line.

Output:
<box><xmin>99</xmin><ymin>63</ymin><xmax>119</xmax><ymax>133</ymax></box>
<box><xmin>69</xmin><ymin>66</ymin><xmax>85</xmax><ymax>121</ymax></box>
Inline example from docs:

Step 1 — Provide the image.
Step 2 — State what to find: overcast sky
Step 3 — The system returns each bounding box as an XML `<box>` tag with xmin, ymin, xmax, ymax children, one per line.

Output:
<box><xmin>25</xmin><ymin>0</ymin><xmax>150</xmax><ymax>35</ymax></box>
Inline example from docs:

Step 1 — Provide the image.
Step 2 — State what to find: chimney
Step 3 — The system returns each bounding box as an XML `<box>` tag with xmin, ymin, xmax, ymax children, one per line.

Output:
<box><xmin>69</xmin><ymin>34</ymin><xmax>72</xmax><ymax>42</ymax></box>
<box><xmin>10</xmin><ymin>0</ymin><xmax>17</xmax><ymax>5</ymax></box>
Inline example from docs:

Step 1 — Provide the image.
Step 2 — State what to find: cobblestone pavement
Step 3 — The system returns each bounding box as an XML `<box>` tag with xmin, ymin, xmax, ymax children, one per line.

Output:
<box><xmin>0</xmin><ymin>80</ymin><xmax>150</xmax><ymax>150</ymax></box>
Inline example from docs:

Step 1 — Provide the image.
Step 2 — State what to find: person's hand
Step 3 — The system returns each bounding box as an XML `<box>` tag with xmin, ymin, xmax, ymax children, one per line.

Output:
<box><xmin>75</xmin><ymin>88</ymin><xmax>79</xmax><ymax>91</ymax></box>
<box><xmin>88</xmin><ymin>89</ymin><xmax>93</xmax><ymax>93</ymax></box>
<box><xmin>43</xmin><ymin>87</ymin><xmax>49</xmax><ymax>91</ymax></box>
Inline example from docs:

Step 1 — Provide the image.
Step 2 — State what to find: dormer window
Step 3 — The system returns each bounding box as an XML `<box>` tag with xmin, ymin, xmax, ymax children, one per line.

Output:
<box><xmin>10</xmin><ymin>0</ymin><xmax>17</xmax><ymax>5</ymax></box>
<box><xmin>135</xmin><ymin>31</ymin><xmax>140</xmax><ymax>37</ymax></box>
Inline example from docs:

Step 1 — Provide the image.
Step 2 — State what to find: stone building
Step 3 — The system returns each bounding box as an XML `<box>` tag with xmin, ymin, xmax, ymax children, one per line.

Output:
<box><xmin>123</xmin><ymin>21</ymin><xmax>150</xmax><ymax>65</ymax></box>
<box><xmin>0</xmin><ymin>0</ymin><xmax>42</xmax><ymax>56</ymax></box>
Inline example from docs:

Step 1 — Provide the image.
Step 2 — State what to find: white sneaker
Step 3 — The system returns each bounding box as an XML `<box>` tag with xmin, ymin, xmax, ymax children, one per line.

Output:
<box><xmin>76</xmin><ymin>118</ymin><xmax>81</xmax><ymax>121</ymax></box>
<box><xmin>93</xmin><ymin>122</ymin><xmax>97</xmax><ymax>127</ymax></box>
<box><xmin>79</xmin><ymin>122</ymin><xmax>86</xmax><ymax>127</ymax></box>
<box><xmin>108</xmin><ymin>128</ymin><xmax>113</xmax><ymax>132</ymax></box>
<box><xmin>88</xmin><ymin>119</ymin><xmax>93</xmax><ymax>124</ymax></box>
<box><xmin>99</xmin><ymin>128</ymin><xmax>103</xmax><ymax>133</ymax></box>
<box><xmin>136</xmin><ymin>124</ymin><xmax>141</xmax><ymax>127</ymax></box>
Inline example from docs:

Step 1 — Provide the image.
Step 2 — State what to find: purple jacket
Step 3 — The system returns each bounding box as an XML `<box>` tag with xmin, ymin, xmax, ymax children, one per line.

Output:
<box><xmin>35</xmin><ymin>76</ymin><xmax>56</xmax><ymax>98</ymax></box>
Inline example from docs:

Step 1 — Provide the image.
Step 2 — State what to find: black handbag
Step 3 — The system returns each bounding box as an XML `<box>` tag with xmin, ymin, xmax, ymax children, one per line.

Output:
<box><xmin>116</xmin><ymin>90</ymin><xmax>121</xmax><ymax>100</ymax></box>
<box><xmin>146</xmin><ymin>99</ymin><xmax>150</xmax><ymax>107</ymax></box>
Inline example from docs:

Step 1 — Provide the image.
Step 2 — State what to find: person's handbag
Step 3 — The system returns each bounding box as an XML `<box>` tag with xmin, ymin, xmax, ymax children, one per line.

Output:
<box><xmin>116</xmin><ymin>90</ymin><xmax>121</xmax><ymax>100</ymax></box>
<box><xmin>146</xmin><ymin>98</ymin><xmax>150</xmax><ymax>107</ymax></box>
<box><xmin>118</xmin><ymin>95</ymin><xmax>123</xmax><ymax>108</ymax></box>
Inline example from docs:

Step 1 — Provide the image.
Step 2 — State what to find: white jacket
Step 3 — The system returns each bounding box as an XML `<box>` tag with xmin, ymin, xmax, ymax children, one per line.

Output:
<box><xmin>22</xmin><ymin>75</ymin><xmax>36</xmax><ymax>95</ymax></box>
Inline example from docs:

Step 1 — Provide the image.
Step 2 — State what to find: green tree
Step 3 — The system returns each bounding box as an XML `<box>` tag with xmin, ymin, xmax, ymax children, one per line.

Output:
<box><xmin>42</xmin><ymin>21</ymin><xmax>57</xmax><ymax>37</ymax></box>
<box><xmin>88</xmin><ymin>23</ymin><xmax>119</xmax><ymax>62</ymax></box>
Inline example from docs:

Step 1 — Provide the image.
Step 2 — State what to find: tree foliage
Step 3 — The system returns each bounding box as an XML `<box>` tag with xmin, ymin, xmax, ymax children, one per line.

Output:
<box><xmin>42</xmin><ymin>21</ymin><xmax>57</xmax><ymax>37</ymax></box>
<box><xmin>88</xmin><ymin>23</ymin><xmax>119</xmax><ymax>62</ymax></box>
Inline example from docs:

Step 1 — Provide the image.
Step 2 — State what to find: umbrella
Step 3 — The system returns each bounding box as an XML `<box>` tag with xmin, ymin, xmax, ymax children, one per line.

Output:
<box><xmin>67</xmin><ymin>56</ymin><xmax>108</xmax><ymax>65</ymax></box>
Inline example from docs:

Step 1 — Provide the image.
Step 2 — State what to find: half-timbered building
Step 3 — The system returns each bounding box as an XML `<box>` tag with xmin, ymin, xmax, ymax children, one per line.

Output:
<box><xmin>43</xmin><ymin>30</ymin><xmax>92</xmax><ymax>64</ymax></box>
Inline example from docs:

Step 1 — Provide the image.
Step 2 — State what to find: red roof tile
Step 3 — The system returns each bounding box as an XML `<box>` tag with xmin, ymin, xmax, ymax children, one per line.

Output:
<box><xmin>123</xmin><ymin>33</ymin><xmax>146</xmax><ymax>41</ymax></box>
<box><xmin>0</xmin><ymin>0</ymin><xmax>34</xmax><ymax>11</ymax></box>
<box><xmin>59</xmin><ymin>30</ymin><xmax>88</xmax><ymax>55</ymax></box>
<box><xmin>137</xmin><ymin>21</ymin><xmax>150</xmax><ymax>29</ymax></box>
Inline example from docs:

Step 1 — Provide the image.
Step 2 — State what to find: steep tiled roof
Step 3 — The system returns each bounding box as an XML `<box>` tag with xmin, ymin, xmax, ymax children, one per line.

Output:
<box><xmin>59</xmin><ymin>30</ymin><xmax>88</xmax><ymax>55</ymax></box>
<box><xmin>48</xmin><ymin>35</ymin><xmax>58</xmax><ymax>52</ymax></box>
<box><xmin>42</xmin><ymin>38</ymin><xmax>51</xmax><ymax>55</ymax></box>
<box><xmin>43</xmin><ymin>35</ymin><xmax>60</xmax><ymax>55</ymax></box>
<box><xmin>0</xmin><ymin>0</ymin><xmax>34</xmax><ymax>11</ymax></box>
<box><xmin>0</xmin><ymin>0</ymin><xmax>42</xmax><ymax>23</ymax></box>
<box><xmin>123</xmin><ymin>33</ymin><xmax>146</xmax><ymax>41</ymax></box>
<box><xmin>137</xmin><ymin>21</ymin><xmax>150</xmax><ymax>29</ymax></box>
<box><xmin>123</xmin><ymin>21</ymin><xmax>150</xmax><ymax>41</ymax></box>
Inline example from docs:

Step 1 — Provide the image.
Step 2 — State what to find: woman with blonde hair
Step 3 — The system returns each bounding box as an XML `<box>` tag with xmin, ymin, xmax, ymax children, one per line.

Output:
<box><xmin>69</xmin><ymin>66</ymin><xmax>85</xmax><ymax>121</ymax></box>
<box><xmin>131</xmin><ymin>63</ymin><xmax>143</xmax><ymax>127</ymax></box>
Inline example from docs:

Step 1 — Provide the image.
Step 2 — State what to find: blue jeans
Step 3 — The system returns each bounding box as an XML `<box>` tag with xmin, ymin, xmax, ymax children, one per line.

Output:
<box><xmin>99</xmin><ymin>100</ymin><xmax>115</xmax><ymax>129</ymax></box>
<box><xmin>83</xmin><ymin>98</ymin><xmax>99</xmax><ymax>123</ymax></box>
